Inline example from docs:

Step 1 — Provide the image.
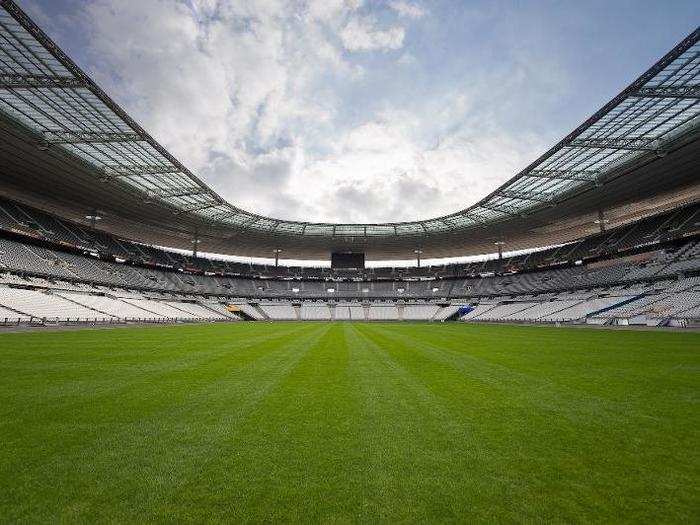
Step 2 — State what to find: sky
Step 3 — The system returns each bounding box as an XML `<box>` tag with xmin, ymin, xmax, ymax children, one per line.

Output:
<box><xmin>23</xmin><ymin>0</ymin><xmax>700</xmax><ymax>225</ymax></box>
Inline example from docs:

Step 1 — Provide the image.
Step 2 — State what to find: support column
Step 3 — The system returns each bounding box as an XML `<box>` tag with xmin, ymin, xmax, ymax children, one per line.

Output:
<box><xmin>273</xmin><ymin>248</ymin><xmax>283</xmax><ymax>267</ymax></box>
<box><xmin>192</xmin><ymin>232</ymin><xmax>200</xmax><ymax>258</ymax></box>
<box><xmin>414</xmin><ymin>249</ymin><xmax>423</xmax><ymax>268</ymax></box>
<box><xmin>84</xmin><ymin>210</ymin><xmax>102</xmax><ymax>249</ymax></box>
<box><xmin>494</xmin><ymin>240</ymin><xmax>505</xmax><ymax>271</ymax></box>
<box><xmin>595</xmin><ymin>209</ymin><xmax>609</xmax><ymax>233</ymax></box>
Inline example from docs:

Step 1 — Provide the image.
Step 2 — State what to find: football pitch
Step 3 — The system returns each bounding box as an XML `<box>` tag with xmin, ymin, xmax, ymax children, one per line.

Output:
<box><xmin>0</xmin><ymin>322</ymin><xmax>698</xmax><ymax>522</ymax></box>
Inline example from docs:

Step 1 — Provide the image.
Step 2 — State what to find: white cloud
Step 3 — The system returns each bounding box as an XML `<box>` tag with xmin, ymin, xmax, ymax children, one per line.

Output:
<box><xmin>271</xmin><ymin>99</ymin><xmax>545</xmax><ymax>222</ymax></box>
<box><xmin>305</xmin><ymin>0</ymin><xmax>362</xmax><ymax>22</ymax></box>
<box><xmin>340</xmin><ymin>16</ymin><xmax>405</xmax><ymax>52</ymax></box>
<box><xmin>36</xmin><ymin>0</ymin><xmax>563</xmax><ymax>224</ymax></box>
<box><xmin>389</xmin><ymin>1</ymin><xmax>426</xmax><ymax>19</ymax></box>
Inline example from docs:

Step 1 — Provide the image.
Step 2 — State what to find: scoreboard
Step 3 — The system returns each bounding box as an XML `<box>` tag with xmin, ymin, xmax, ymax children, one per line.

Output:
<box><xmin>331</xmin><ymin>252</ymin><xmax>365</xmax><ymax>269</ymax></box>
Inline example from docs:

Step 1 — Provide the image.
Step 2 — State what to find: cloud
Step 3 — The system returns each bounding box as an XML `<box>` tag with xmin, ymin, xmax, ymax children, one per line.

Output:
<box><xmin>340</xmin><ymin>16</ymin><xmax>406</xmax><ymax>52</ymax></box>
<box><xmin>29</xmin><ymin>0</ymin><xmax>573</xmax><ymax>224</ymax></box>
<box><xmin>76</xmin><ymin>0</ymin><xmax>351</xmax><ymax>192</ymax></box>
<box><xmin>389</xmin><ymin>1</ymin><xmax>426</xmax><ymax>19</ymax></box>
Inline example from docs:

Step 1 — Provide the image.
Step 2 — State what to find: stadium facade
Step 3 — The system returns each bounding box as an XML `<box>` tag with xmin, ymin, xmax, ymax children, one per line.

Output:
<box><xmin>0</xmin><ymin>0</ymin><xmax>698</xmax><ymax>326</ymax></box>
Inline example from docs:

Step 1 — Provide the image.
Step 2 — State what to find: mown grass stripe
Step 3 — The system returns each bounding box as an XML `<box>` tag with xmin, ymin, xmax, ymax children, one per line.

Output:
<box><xmin>0</xmin><ymin>322</ymin><xmax>697</xmax><ymax>523</ymax></box>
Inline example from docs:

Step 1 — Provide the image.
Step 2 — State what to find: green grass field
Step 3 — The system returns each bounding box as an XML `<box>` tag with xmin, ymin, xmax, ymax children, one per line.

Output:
<box><xmin>0</xmin><ymin>322</ymin><xmax>698</xmax><ymax>523</ymax></box>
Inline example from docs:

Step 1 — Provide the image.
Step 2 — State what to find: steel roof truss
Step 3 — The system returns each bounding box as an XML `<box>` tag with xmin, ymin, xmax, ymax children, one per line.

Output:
<box><xmin>477</xmin><ymin>202</ymin><xmax>521</xmax><ymax>217</ymax></box>
<box><xmin>101</xmin><ymin>164</ymin><xmax>182</xmax><ymax>177</ymax></box>
<box><xmin>147</xmin><ymin>187</ymin><xmax>208</xmax><ymax>200</ymax></box>
<box><xmin>0</xmin><ymin>72</ymin><xmax>84</xmax><ymax>89</ymax></box>
<box><xmin>634</xmin><ymin>85</ymin><xmax>700</xmax><ymax>99</ymax></box>
<box><xmin>526</xmin><ymin>169</ymin><xmax>600</xmax><ymax>183</ymax></box>
<box><xmin>173</xmin><ymin>201</ymin><xmax>219</xmax><ymax>215</ymax></box>
<box><xmin>569</xmin><ymin>136</ymin><xmax>661</xmax><ymax>151</ymax></box>
<box><xmin>43</xmin><ymin>130</ymin><xmax>142</xmax><ymax>144</ymax></box>
<box><xmin>497</xmin><ymin>190</ymin><xmax>555</xmax><ymax>203</ymax></box>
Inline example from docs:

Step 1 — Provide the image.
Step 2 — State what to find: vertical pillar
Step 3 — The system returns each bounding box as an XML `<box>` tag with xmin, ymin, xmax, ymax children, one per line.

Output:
<box><xmin>89</xmin><ymin>213</ymin><xmax>97</xmax><ymax>250</ymax></box>
<box><xmin>494</xmin><ymin>240</ymin><xmax>505</xmax><ymax>271</ymax></box>
<box><xmin>596</xmin><ymin>209</ymin><xmax>608</xmax><ymax>233</ymax></box>
<box><xmin>84</xmin><ymin>210</ymin><xmax>102</xmax><ymax>250</ymax></box>
<box><xmin>192</xmin><ymin>231</ymin><xmax>199</xmax><ymax>258</ymax></box>
<box><xmin>414</xmin><ymin>249</ymin><xmax>423</xmax><ymax>268</ymax></box>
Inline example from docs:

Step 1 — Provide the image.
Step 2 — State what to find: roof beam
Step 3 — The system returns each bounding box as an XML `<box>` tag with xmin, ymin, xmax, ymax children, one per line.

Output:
<box><xmin>454</xmin><ymin>212</ymin><xmax>488</xmax><ymax>225</ymax></box>
<box><xmin>633</xmin><ymin>85</ymin><xmax>700</xmax><ymax>99</ymax></box>
<box><xmin>466</xmin><ymin>213</ymin><xmax>488</xmax><ymax>225</ymax></box>
<box><xmin>0</xmin><ymin>72</ymin><xmax>85</xmax><ymax>89</ymax></box>
<box><xmin>526</xmin><ymin>169</ymin><xmax>600</xmax><ymax>183</ymax></box>
<box><xmin>101</xmin><ymin>164</ymin><xmax>182</xmax><ymax>177</ymax></box>
<box><xmin>242</xmin><ymin>216</ymin><xmax>261</xmax><ymax>227</ymax></box>
<box><xmin>173</xmin><ymin>201</ymin><xmax>219</xmax><ymax>215</ymax></box>
<box><xmin>569</xmin><ymin>136</ymin><xmax>660</xmax><ymax>151</ymax></box>
<box><xmin>43</xmin><ymin>130</ymin><xmax>142</xmax><ymax>144</ymax></box>
<box><xmin>201</xmin><ymin>209</ymin><xmax>263</xmax><ymax>227</ymax></box>
<box><xmin>441</xmin><ymin>213</ymin><xmax>486</xmax><ymax>228</ymax></box>
<box><xmin>496</xmin><ymin>190</ymin><xmax>554</xmax><ymax>203</ymax></box>
<box><xmin>477</xmin><ymin>202</ymin><xmax>521</xmax><ymax>216</ymax></box>
<box><xmin>204</xmin><ymin>209</ymin><xmax>233</xmax><ymax>222</ymax></box>
<box><xmin>145</xmin><ymin>187</ymin><xmax>209</xmax><ymax>200</ymax></box>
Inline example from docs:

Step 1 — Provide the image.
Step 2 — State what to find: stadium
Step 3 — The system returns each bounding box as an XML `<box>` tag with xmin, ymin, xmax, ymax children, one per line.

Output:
<box><xmin>0</xmin><ymin>0</ymin><xmax>698</xmax><ymax>521</ymax></box>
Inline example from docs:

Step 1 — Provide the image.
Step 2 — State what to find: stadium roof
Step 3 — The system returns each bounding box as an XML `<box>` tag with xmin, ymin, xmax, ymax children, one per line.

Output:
<box><xmin>0</xmin><ymin>0</ymin><xmax>698</xmax><ymax>260</ymax></box>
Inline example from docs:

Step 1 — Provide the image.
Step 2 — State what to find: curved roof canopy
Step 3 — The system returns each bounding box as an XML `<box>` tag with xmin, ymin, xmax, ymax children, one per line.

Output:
<box><xmin>0</xmin><ymin>0</ymin><xmax>698</xmax><ymax>259</ymax></box>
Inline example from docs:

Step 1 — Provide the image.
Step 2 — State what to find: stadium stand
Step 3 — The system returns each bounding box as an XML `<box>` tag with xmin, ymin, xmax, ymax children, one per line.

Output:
<box><xmin>259</xmin><ymin>303</ymin><xmax>297</xmax><ymax>321</ymax></box>
<box><xmin>0</xmin><ymin>196</ymin><xmax>698</xmax><ymax>282</ymax></box>
<box><xmin>335</xmin><ymin>303</ymin><xmax>365</xmax><ymax>321</ymax></box>
<box><xmin>367</xmin><ymin>303</ymin><xmax>400</xmax><ymax>321</ymax></box>
<box><xmin>0</xmin><ymin>217</ymin><xmax>699</xmax><ymax>326</ymax></box>
<box><xmin>300</xmin><ymin>303</ymin><xmax>332</xmax><ymax>320</ymax></box>
<box><xmin>0</xmin><ymin>3</ymin><xmax>697</xmax><ymax>329</ymax></box>
<box><xmin>403</xmin><ymin>303</ymin><xmax>441</xmax><ymax>321</ymax></box>
<box><xmin>433</xmin><ymin>304</ymin><xmax>462</xmax><ymax>321</ymax></box>
<box><xmin>0</xmin><ymin>286</ymin><xmax>110</xmax><ymax>322</ymax></box>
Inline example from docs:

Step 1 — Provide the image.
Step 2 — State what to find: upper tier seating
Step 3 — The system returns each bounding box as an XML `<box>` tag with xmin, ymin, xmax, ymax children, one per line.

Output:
<box><xmin>0</xmin><ymin>195</ymin><xmax>697</xmax><ymax>281</ymax></box>
<box><xmin>2</xmin><ymin>233</ymin><xmax>699</xmax><ymax>303</ymax></box>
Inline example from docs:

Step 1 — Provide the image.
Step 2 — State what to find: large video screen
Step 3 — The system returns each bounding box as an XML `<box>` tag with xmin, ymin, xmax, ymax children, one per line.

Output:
<box><xmin>331</xmin><ymin>252</ymin><xmax>365</xmax><ymax>269</ymax></box>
